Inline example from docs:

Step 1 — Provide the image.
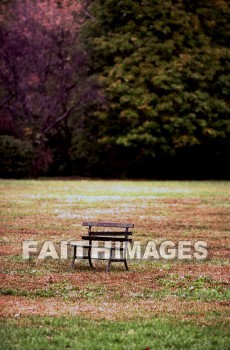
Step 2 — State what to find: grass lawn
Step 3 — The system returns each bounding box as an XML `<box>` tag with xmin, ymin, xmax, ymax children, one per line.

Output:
<box><xmin>0</xmin><ymin>179</ymin><xmax>229</xmax><ymax>349</ymax></box>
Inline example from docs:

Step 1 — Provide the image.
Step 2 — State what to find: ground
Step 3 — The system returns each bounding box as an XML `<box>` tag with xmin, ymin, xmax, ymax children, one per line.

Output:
<box><xmin>0</xmin><ymin>180</ymin><xmax>229</xmax><ymax>349</ymax></box>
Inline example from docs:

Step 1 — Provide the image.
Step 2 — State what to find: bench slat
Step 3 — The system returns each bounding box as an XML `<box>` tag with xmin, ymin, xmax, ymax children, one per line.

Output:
<box><xmin>83</xmin><ymin>222</ymin><xmax>134</xmax><ymax>228</ymax></box>
<box><xmin>76</xmin><ymin>256</ymin><xmax>125</xmax><ymax>261</ymax></box>
<box><xmin>71</xmin><ymin>244</ymin><xmax>125</xmax><ymax>251</ymax></box>
<box><xmin>70</xmin><ymin>244</ymin><xmax>92</xmax><ymax>248</ymax></box>
<box><xmin>89</xmin><ymin>231</ymin><xmax>132</xmax><ymax>236</ymax></box>
<box><xmin>82</xmin><ymin>236</ymin><xmax>132</xmax><ymax>242</ymax></box>
<box><xmin>108</xmin><ymin>259</ymin><xmax>126</xmax><ymax>262</ymax></box>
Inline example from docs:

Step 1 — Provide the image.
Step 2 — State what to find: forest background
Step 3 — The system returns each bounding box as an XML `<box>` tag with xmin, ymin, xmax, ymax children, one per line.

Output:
<box><xmin>0</xmin><ymin>0</ymin><xmax>229</xmax><ymax>179</ymax></box>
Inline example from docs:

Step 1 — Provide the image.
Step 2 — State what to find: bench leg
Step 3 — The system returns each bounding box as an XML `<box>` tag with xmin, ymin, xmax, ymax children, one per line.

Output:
<box><xmin>106</xmin><ymin>260</ymin><xmax>111</xmax><ymax>273</ymax></box>
<box><xmin>88</xmin><ymin>247</ymin><xmax>95</xmax><ymax>269</ymax></box>
<box><xmin>124</xmin><ymin>259</ymin><xmax>129</xmax><ymax>271</ymax></box>
<box><xmin>106</xmin><ymin>247</ymin><xmax>113</xmax><ymax>273</ymax></box>
<box><xmin>71</xmin><ymin>246</ymin><xmax>76</xmax><ymax>268</ymax></box>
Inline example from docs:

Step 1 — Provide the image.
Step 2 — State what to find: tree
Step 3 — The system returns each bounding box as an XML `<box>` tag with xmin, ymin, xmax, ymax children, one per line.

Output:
<box><xmin>0</xmin><ymin>0</ymin><xmax>101</xmax><ymax>175</ymax></box>
<box><xmin>82</xmin><ymin>0</ymin><xmax>230</xmax><ymax>178</ymax></box>
<box><xmin>0</xmin><ymin>135</ymin><xmax>33</xmax><ymax>178</ymax></box>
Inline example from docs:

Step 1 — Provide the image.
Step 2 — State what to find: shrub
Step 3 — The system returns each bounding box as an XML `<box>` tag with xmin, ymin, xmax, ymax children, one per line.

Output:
<box><xmin>0</xmin><ymin>135</ymin><xmax>34</xmax><ymax>178</ymax></box>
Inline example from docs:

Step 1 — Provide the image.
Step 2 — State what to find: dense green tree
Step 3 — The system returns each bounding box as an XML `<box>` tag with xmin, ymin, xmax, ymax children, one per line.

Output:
<box><xmin>0</xmin><ymin>135</ymin><xmax>33</xmax><ymax>178</ymax></box>
<box><xmin>80</xmin><ymin>0</ymin><xmax>230</xmax><ymax>178</ymax></box>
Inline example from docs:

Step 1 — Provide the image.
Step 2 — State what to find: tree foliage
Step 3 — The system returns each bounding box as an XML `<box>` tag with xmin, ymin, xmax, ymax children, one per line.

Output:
<box><xmin>0</xmin><ymin>0</ymin><xmax>229</xmax><ymax>178</ymax></box>
<box><xmin>0</xmin><ymin>135</ymin><xmax>33</xmax><ymax>178</ymax></box>
<box><xmin>82</xmin><ymin>0</ymin><xmax>230</xmax><ymax>178</ymax></box>
<box><xmin>0</xmin><ymin>0</ymin><xmax>101</xmax><ymax>175</ymax></box>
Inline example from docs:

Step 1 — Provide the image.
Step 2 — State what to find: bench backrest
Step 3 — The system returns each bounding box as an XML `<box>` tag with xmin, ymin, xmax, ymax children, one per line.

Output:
<box><xmin>82</xmin><ymin>222</ymin><xmax>134</xmax><ymax>243</ymax></box>
<box><xmin>83</xmin><ymin>222</ymin><xmax>134</xmax><ymax>228</ymax></box>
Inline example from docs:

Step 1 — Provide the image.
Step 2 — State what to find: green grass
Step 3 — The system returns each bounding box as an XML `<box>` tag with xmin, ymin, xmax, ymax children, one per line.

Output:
<box><xmin>0</xmin><ymin>283</ymin><xmax>106</xmax><ymax>300</ymax></box>
<box><xmin>157</xmin><ymin>274</ymin><xmax>230</xmax><ymax>301</ymax></box>
<box><xmin>1</xmin><ymin>316</ymin><xmax>229</xmax><ymax>350</ymax></box>
<box><xmin>1</xmin><ymin>267</ymin><xmax>229</xmax><ymax>302</ymax></box>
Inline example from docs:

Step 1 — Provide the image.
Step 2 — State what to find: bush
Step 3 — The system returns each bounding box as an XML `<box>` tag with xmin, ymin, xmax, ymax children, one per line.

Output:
<box><xmin>0</xmin><ymin>135</ymin><xmax>34</xmax><ymax>178</ymax></box>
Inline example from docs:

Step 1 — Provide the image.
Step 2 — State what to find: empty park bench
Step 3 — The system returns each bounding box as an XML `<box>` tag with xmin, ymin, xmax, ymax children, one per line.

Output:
<box><xmin>71</xmin><ymin>222</ymin><xmax>134</xmax><ymax>272</ymax></box>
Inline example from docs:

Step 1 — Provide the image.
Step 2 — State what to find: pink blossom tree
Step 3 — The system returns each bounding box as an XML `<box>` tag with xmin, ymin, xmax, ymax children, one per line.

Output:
<box><xmin>0</xmin><ymin>0</ymin><xmax>100</xmax><ymax>174</ymax></box>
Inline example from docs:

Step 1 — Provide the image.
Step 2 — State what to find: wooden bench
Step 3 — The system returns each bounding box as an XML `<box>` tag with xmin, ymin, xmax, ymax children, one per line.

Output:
<box><xmin>71</xmin><ymin>222</ymin><xmax>134</xmax><ymax>272</ymax></box>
